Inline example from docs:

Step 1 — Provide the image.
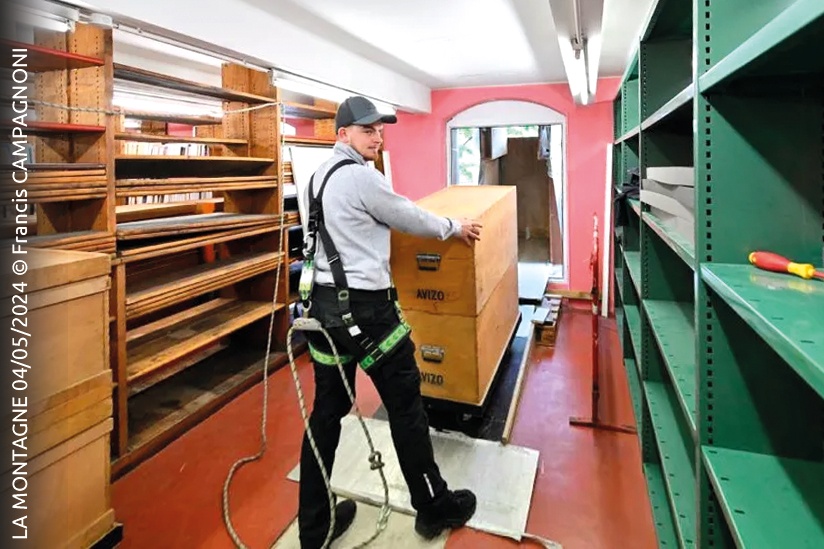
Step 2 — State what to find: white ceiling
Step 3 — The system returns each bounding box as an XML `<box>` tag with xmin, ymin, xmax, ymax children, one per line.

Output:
<box><xmin>60</xmin><ymin>0</ymin><xmax>657</xmax><ymax>110</ymax></box>
<box><xmin>246</xmin><ymin>0</ymin><xmax>656</xmax><ymax>89</ymax></box>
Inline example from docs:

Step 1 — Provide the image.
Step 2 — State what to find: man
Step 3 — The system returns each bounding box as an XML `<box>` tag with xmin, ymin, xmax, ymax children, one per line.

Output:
<box><xmin>297</xmin><ymin>95</ymin><xmax>481</xmax><ymax>548</ymax></box>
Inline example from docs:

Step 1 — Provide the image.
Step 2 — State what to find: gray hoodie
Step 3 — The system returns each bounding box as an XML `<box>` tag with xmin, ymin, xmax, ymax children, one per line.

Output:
<box><xmin>302</xmin><ymin>141</ymin><xmax>460</xmax><ymax>291</ymax></box>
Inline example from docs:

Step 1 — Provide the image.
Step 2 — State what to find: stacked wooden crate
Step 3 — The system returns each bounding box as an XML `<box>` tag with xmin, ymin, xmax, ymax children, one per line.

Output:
<box><xmin>390</xmin><ymin>186</ymin><xmax>519</xmax><ymax>408</ymax></box>
<box><xmin>0</xmin><ymin>248</ymin><xmax>115</xmax><ymax>547</ymax></box>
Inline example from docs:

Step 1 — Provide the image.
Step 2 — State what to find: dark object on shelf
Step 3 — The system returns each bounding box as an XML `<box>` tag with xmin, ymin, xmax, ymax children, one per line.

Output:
<box><xmin>614</xmin><ymin>168</ymin><xmax>640</xmax><ymax>226</ymax></box>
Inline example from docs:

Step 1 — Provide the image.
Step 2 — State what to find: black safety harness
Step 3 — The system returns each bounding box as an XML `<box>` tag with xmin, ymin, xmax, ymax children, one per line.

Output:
<box><xmin>299</xmin><ymin>159</ymin><xmax>411</xmax><ymax>370</ymax></box>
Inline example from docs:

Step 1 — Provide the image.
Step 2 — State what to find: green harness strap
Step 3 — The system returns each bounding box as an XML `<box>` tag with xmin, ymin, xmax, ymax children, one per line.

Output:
<box><xmin>307</xmin><ymin>318</ymin><xmax>411</xmax><ymax>370</ymax></box>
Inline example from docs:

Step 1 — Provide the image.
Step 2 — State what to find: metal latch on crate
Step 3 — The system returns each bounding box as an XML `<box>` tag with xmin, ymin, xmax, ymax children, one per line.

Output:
<box><xmin>416</xmin><ymin>253</ymin><xmax>441</xmax><ymax>271</ymax></box>
<box><xmin>420</xmin><ymin>344</ymin><xmax>444</xmax><ymax>363</ymax></box>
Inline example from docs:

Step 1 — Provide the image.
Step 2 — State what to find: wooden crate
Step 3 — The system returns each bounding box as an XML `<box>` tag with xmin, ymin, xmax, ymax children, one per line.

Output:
<box><xmin>0</xmin><ymin>420</ymin><xmax>115</xmax><ymax>549</ymax></box>
<box><xmin>3</xmin><ymin>249</ymin><xmax>111</xmax><ymax>417</ymax></box>
<box><xmin>391</xmin><ymin>186</ymin><xmax>518</xmax><ymax>317</ymax></box>
<box><xmin>390</xmin><ymin>186</ymin><xmax>519</xmax><ymax>406</ymax></box>
<box><xmin>0</xmin><ymin>248</ymin><xmax>115</xmax><ymax>547</ymax></box>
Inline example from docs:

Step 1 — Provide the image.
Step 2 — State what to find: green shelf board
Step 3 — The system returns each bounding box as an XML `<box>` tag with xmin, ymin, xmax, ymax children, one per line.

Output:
<box><xmin>623</xmin><ymin>250</ymin><xmax>642</xmax><ymax>297</ymax></box>
<box><xmin>644</xmin><ymin>381</ymin><xmax>697</xmax><ymax>548</ymax></box>
<box><xmin>641</xmin><ymin>84</ymin><xmax>693</xmax><ymax>132</ymax></box>
<box><xmin>641</xmin><ymin>0</ymin><xmax>693</xmax><ymax>41</ymax></box>
<box><xmin>643</xmin><ymin>463</ymin><xmax>679</xmax><ymax>548</ymax></box>
<box><xmin>700</xmin><ymin>0</ymin><xmax>824</xmax><ymax>92</ymax></box>
<box><xmin>621</xmin><ymin>50</ymin><xmax>639</xmax><ymax>85</ymax></box>
<box><xmin>701</xmin><ymin>263</ymin><xmax>824</xmax><ymax>400</ymax></box>
<box><xmin>616</xmin><ymin>125</ymin><xmax>640</xmax><ymax>144</ymax></box>
<box><xmin>625</xmin><ymin>357</ymin><xmax>643</xmax><ymax>424</ymax></box>
<box><xmin>615</xmin><ymin>272</ymin><xmax>626</xmax><ymax>312</ymax></box>
<box><xmin>624</xmin><ymin>303</ymin><xmax>643</xmax><ymax>359</ymax></box>
<box><xmin>629</xmin><ymin>199</ymin><xmax>641</xmax><ymax>218</ymax></box>
<box><xmin>643</xmin><ymin>211</ymin><xmax>695</xmax><ymax>270</ymax></box>
<box><xmin>702</xmin><ymin>446</ymin><xmax>824</xmax><ymax>549</ymax></box>
<box><xmin>643</xmin><ymin>300</ymin><xmax>697</xmax><ymax>434</ymax></box>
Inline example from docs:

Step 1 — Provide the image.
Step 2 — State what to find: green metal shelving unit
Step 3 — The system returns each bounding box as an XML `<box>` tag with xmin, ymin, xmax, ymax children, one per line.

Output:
<box><xmin>611</xmin><ymin>1</ymin><xmax>824</xmax><ymax>547</ymax></box>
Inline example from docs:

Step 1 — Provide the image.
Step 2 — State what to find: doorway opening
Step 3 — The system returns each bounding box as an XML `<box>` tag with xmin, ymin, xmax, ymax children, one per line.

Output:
<box><xmin>448</xmin><ymin>121</ymin><xmax>566</xmax><ymax>289</ymax></box>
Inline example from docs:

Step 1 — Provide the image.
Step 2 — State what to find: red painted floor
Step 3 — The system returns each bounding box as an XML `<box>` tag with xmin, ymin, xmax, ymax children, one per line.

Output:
<box><xmin>111</xmin><ymin>305</ymin><xmax>657</xmax><ymax>549</ymax></box>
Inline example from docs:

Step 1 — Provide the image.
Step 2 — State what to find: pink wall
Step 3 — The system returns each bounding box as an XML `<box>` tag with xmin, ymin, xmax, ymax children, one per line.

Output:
<box><xmin>383</xmin><ymin>78</ymin><xmax>620</xmax><ymax>294</ymax></box>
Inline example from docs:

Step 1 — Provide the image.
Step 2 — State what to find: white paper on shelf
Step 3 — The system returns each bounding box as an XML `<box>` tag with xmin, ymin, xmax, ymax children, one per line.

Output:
<box><xmin>287</xmin><ymin>145</ymin><xmax>335</xmax><ymax>232</ymax></box>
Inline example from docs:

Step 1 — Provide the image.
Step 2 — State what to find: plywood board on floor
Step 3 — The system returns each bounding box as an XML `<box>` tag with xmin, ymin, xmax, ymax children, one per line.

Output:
<box><xmin>274</xmin><ymin>503</ymin><xmax>447</xmax><ymax>549</ymax></box>
<box><xmin>288</xmin><ymin>415</ymin><xmax>541</xmax><ymax>542</ymax></box>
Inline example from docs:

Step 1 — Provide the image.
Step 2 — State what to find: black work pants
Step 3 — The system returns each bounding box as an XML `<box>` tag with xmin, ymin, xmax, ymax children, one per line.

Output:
<box><xmin>298</xmin><ymin>288</ymin><xmax>448</xmax><ymax>548</ymax></box>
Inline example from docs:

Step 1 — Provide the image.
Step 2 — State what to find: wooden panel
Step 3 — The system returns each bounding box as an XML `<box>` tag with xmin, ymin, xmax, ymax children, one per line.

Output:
<box><xmin>501</xmin><ymin>137</ymin><xmax>551</xmax><ymax>239</ymax></box>
<box><xmin>475</xmin><ymin>262</ymin><xmax>520</xmax><ymax>403</ymax></box>
<box><xmin>391</xmin><ymin>186</ymin><xmax>517</xmax><ymax>316</ymax></box>
<box><xmin>114</xmin><ymin>63</ymin><xmax>274</xmax><ymax>104</ymax></box>
<box><xmin>32</xmin><ymin>32</ymin><xmax>69</xmax><ymax>156</ymax></box>
<box><xmin>19</xmin><ymin>248</ymin><xmax>110</xmax><ymax>292</ymax></box>
<box><xmin>2</xmin><ymin>420</ymin><xmax>115</xmax><ymax>549</ymax></box>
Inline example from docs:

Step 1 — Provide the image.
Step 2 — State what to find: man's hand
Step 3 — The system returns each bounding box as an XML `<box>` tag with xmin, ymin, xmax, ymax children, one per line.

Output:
<box><xmin>457</xmin><ymin>218</ymin><xmax>482</xmax><ymax>245</ymax></box>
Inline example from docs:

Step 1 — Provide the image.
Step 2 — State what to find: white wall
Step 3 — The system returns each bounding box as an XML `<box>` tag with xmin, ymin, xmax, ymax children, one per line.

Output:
<box><xmin>446</xmin><ymin>99</ymin><xmax>569</xmax><ymax>283</ymax></box>
<box><xmin>448</xmin><ymin>100</ymin><xmax>566</xmax><ymax>128</ymax></box>
<box><xmin>62</xmin><ymin>0</ymin><xmax>432</xmax><ymax>113</ymax></box>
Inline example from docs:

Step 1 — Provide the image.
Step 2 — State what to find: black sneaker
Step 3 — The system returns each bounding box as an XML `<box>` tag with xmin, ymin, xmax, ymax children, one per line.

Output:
<box><xmin>301</xmin><ymin>500</ymin><xmax>357</xmax><ymax>549</ymax></box>
<box><xmin>330</xmin><ymin>499</ymin><xmax>357</xmax><ymax>541</ymax></box>
<box><xmin>414</xmin><ymin>489</ymin><xmax>477</xmax><ymax>540</ymax></box>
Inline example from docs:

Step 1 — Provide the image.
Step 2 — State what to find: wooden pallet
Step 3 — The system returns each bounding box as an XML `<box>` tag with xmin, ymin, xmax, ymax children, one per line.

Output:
<box><xmin>532</xmin><ymin>294</ymin><xmax>563</xmax><ymax>347</ymax></box>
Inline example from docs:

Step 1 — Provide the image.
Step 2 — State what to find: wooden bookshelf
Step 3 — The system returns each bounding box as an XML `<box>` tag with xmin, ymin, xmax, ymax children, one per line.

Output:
<box><xmin>10</xmin><ymin>21</ymin><xmax>342</xmax><ymax>478</ymax></box>
<box><xmin>107</xmin><ymin>61</ymin><xmax>294</xmax><ymax>477</ymax></box>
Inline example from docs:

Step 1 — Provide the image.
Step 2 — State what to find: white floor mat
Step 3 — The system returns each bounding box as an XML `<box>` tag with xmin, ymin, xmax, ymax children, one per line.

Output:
<box><xmin>287</xmin><ymin>414</ymin><xmax>542</xmax><ymax>542</ymax></box>
<box><xmin>274</xmin><ymin>502</ymin><xmax>448</xmax><ymax>549</ymax></box>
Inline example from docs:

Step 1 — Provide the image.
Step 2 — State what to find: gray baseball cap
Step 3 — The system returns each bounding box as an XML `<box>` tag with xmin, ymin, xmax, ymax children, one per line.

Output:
<box><xmin>335</xmin><ymin>96</ymin><xmax>397</xmax><ymax>131</ymax></box>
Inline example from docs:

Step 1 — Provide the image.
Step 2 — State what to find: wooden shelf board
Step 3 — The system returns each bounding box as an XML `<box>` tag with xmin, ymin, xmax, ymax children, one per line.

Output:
<box><xmin>701</xmin><ymin>263</ymin><xmax>824</xmax><ymax>400</ymax></box>
<box><xmin>0</xmin><ymin>162</ymin><xmax>106</xmax><ymax>173</ymax></box>
<box><xmin>122</xmin><ymin>111</ymin><xmax>223</xmax><ymax>126</ymax></box>
<box><xmin>115</xmin><ymin>199</ymin><xmax>223</xmax><ymax>224</ymax></box>
<box><xmin>116</xmin><ymin>212</ymin><xmax>279</xmax><ymax>240</ymax></box>
<box><xmin>118</xmin><ymin>224</ymin><xmax>280</xmax><ymax>263</ymax></box>
<box><xmin>115</xmin><ymin>132</ymin><xmax>247</xmax><ymax>145</ymax></box>
<box><xmin>26</xmin><ymin>230</ymin><xmax>115</xmax><ymax>254</ymax></box>
<box><xmin>0</xmin><ymin>120</ymin><xmax>106</xmax><ymax>134</ymax></box>
<box><xmin>127</xmin><ymin>298</ymin><xmax>284</xmax><ymax>386</ymax></box>
<box><xmin>0</xmin><ymin>39</ymin><xmax>105</xmax><ymax>71</ymax></box>
<box><xmin>115</xmin><ymin>155</ymin><xmax>274</xmax><ymax>163</ymax></box>
<box><xmin>702</xmin><ymin>445</ymin><xmax>824</xmax><ymax>548</ymax></box>
<box><xmin>114</xmin><ymin>64</ymin><xmax>276</xmax><ymax>104</ymax></box>
<box><xmin>124</xmin><ymin>251</ymin><xmax>283</xmax><ymax>320</ymax></box>
<box><xmin>284</xmin><ymin>135</ymin><xmax>336</xmax><ymax>146</ymax></box>
<box><xmin>112</xmin><ymin>346</ymin><xmax>297</xmax><ymax>480</ymax></box>
<box><xmin>283</xmin><ymin>102</ymin><xmax>336</xmax><ymax>119</ymax></box>
<box><xmin>116</xmin><ymin>175</ymin><xmax>276</xmax><ymax>196</ymax></box>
